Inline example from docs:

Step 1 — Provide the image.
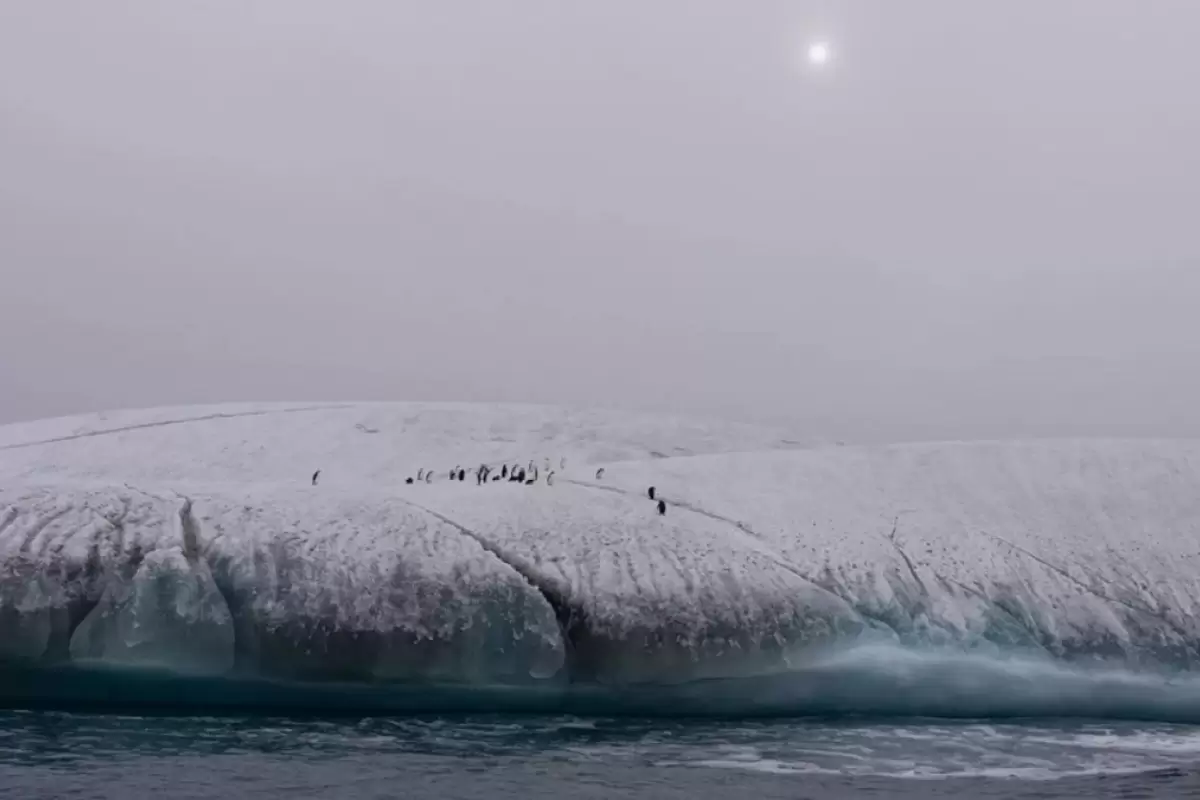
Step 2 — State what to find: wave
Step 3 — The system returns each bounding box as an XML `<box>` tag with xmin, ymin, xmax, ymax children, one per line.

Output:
<box><xmin>7</xmin><ymin>643</ymin><xmax>1200</xmax><ymax>723</ymax></box>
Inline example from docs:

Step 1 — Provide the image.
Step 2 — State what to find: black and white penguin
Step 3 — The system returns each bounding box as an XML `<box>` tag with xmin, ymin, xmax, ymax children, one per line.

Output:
<box><xmin>648</xmin><ymin>486</ymin><xmax>656</xmax><ymax>501</ymax></box>
<box><xmin>417</xmin><ymin>468</ymin><xmax>425</xmax><ymax>482</ymax></box>
<box><xmin>502</xmin><ymin>465</ymin><xmax>508</xmax><ymax>479</ymax></box>
<box><xmin>546</xmin><ymin>470</ymin><xmax>555</xmax><ymax>486</ymax></box>
<box><xmin>458</xmin><ymin>468</ymin><xmax>466</xmax><ymax>481</ymax></box>
<box><xmin>311</xmin><ymin>470</ymin><xmax>321</xmax><ymax>486</ymax></box>
<box><xmin>657</xmin><ymin>499</ymin><xmax>667</xmax><ymax>516</ymax></box>
<box><xmin>595</xmin><ymin>468</ymin><xmax>605</xmax><ymax>480</ymax></box>
<box><xmin>425</xmin><ymin>471</ymin><xmax>433</xmax><ymax>484</ymax></box>
<box><xmin>405</xmin><ymin>477</ymin><xmax>414</xmax><ymax>485</ymax></box>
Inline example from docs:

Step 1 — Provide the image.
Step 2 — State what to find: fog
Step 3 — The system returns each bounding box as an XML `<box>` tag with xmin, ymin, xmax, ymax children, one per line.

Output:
<box><xmin>2</xmin><ymin>1</ymin><xmax>1198</xmax><ymax>441</ymax></box>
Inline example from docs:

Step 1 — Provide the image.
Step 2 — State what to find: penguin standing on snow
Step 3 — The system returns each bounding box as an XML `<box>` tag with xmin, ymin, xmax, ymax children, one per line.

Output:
<box><xmin>425</xmin><ymin>470</ymin><xmax>433</xmax><ymax>484</ymax></box>
<box><xmin>546</xmin><ymin>470</ymin><xmax>556</xmax><ymax>486</ymax></box>
<box><xmin>657</xmin><ymin>499</ymin><xmax>667</xmax><ymax>516</ymax></box>
<box><xmin>417</xmin><ymin>468</ymin><xmax>425</xmax><ymax>482</ymax></box>
<box><xmin>501</xmin><ymin>465</ymin><xmax>508</xmax><ymax>479</ymax></box>
<box><xmin>458</xmin><ymin>468</ymin><xmax>466</xmax><ymax>482</ymax></box>
<box><xmin>595</xmin><ymin>468</ymin><xmax>605</xmax><ymax>480</ymax></box>
<box><xmin>648</xmin><ymin>486</ymin><xmax>656</xmax><ymax>501</ymax></box>
<box><xmin>311</xmin><ymin>470</ymin><xmax>321</xmax><ymax>486</ymax></box>
<box><xmin>405</xmin><ymin>477</ymin><xmax>414</xmax><ymax>485</ymax></box>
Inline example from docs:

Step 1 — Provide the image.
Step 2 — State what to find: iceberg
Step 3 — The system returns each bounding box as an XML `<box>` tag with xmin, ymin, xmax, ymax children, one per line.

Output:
<box><xmin>3</xmin><ymin>402</ymin><xmax>1200</xmax><ymax>716</ymax></box>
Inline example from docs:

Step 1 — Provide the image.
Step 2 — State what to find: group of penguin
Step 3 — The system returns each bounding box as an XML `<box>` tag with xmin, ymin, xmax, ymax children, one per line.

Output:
<box><xmin>462</xmin><ymin>460</ymin><xmax>554</xmax><ymax>486</ymax></box>
<box><xmin>311</xmin><ymin>461</ymin><xmax>668</xmax><ymax>516</ymax></box>
<box><xmin>311</xmin><ymin>459</ymin><xmax>563</xmax><ymax>489</ymax></box>
<box><xmin>398</xmin><ymin>461</ymin><xmax>555</xmax><ymax>487</ymax></box>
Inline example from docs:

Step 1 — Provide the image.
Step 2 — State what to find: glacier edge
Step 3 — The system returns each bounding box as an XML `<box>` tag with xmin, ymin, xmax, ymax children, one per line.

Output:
<box><xmin>2</xmin><ymin>402</ymin><xmax>1200</xmax><ymax>706</ymax></box>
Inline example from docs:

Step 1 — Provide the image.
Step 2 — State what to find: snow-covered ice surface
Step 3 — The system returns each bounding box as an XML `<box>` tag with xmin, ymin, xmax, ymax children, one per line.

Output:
<box><xmin>3</xmin><ymin>402</ymin><xmax>1200</xmax><ymax>717</ymax></box>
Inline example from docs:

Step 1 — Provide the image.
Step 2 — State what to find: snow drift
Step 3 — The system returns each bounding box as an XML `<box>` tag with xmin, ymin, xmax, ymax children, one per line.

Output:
<box><xmin>2</xmin><ymin>402</ymin><xmax>1200</xmax><ymax>717</ymax></box>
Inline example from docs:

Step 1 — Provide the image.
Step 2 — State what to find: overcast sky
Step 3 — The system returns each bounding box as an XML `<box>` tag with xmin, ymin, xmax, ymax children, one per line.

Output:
<box><xmin>2</xmin><ymin>1</ymin><xmax>1198</xmax><ymax>441</ymax></box>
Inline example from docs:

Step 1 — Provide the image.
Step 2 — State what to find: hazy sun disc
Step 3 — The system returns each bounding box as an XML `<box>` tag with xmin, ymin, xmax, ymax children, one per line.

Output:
<box><xmin>807</xmin><ymin>41</ymin><xmax>831</xmax><ymax>67</ymax></box>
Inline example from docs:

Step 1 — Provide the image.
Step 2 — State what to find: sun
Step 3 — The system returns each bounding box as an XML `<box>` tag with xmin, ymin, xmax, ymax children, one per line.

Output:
<box><xmin>807</xmin><ymin>41</ymin><xmax>832</xmax><ymax>68</ymax></box>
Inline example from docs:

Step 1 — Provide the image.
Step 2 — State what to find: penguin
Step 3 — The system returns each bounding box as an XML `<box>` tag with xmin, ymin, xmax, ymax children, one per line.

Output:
<box><xmin>417</xmin><ymin>468</ymin><xmax>425</xmax><ymax>482</ymax></box>
<box><xmin>502</xmin><ymin>465</ymin><xmax>508</xmax><ymax>479</ymax></box>
<box><xmin>311</xmin><ymin>470</ymin><xmax>321</xmax><ymax>486</ymax></box>
<box><xmin>595</xmin><ymin>468</ymin><xmax>605</xmax><ymax>480</ymax></box>
<box><xmin>560</xmin><ymin>457</ymin><xmax>567</xmax><ymax>469</ymax></box>
<box><xmin>458</xmin><ymin>468</ymin><xmax>466</xmax><ymax>482</ymax></box>
<box><xmin>425</xmin><ymin>471</ymin><xmax>433</xmax><ymax>484</ymax></box>
<box><xmin>516</xmin><ymin>468</ymin><xmax>526</xmax><ymax>482</ymax></box>
<box><xmin>657</xmin><ymin>499</ymin><xmax>667</xmax><ymax>516</ymax></box>
<box><xmin>405</xmin><ymin>477</ymin><xmax>414</xmax><ymax>485</ymax></box>
<box><xmin>493</xmin><ymin>474</ymin><xmax>501</xmax><ymax>482</ymax></box>
<box><xmin>546</xmin><ymin>470</ymin><xmax>556</xmax><ymax>486</ymax></box>
<box><xmin>648</xmin><ymin>486</ymin><xmax>656</xmax><ymax>501</ymax></box>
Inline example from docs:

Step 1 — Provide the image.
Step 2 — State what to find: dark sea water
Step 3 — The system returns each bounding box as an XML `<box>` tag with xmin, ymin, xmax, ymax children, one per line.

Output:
<box><xmin>4</xmin><ymin>711</ymin><xmax>1200</xmax><ymax>799</ymax></box>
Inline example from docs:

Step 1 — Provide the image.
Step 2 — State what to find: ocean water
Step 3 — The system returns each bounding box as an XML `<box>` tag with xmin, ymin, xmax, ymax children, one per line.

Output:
<box><xmin>3</xmin><ymin>711</ymin><xmax>1200</xmax><ymax>799</ymax></box>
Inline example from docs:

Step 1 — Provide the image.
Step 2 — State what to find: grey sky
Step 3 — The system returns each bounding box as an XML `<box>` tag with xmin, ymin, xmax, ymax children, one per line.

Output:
<box><xmin>2</xmin><ymin>1</ymin><xmax>1198</xmax><ymax>441</ymax></box>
